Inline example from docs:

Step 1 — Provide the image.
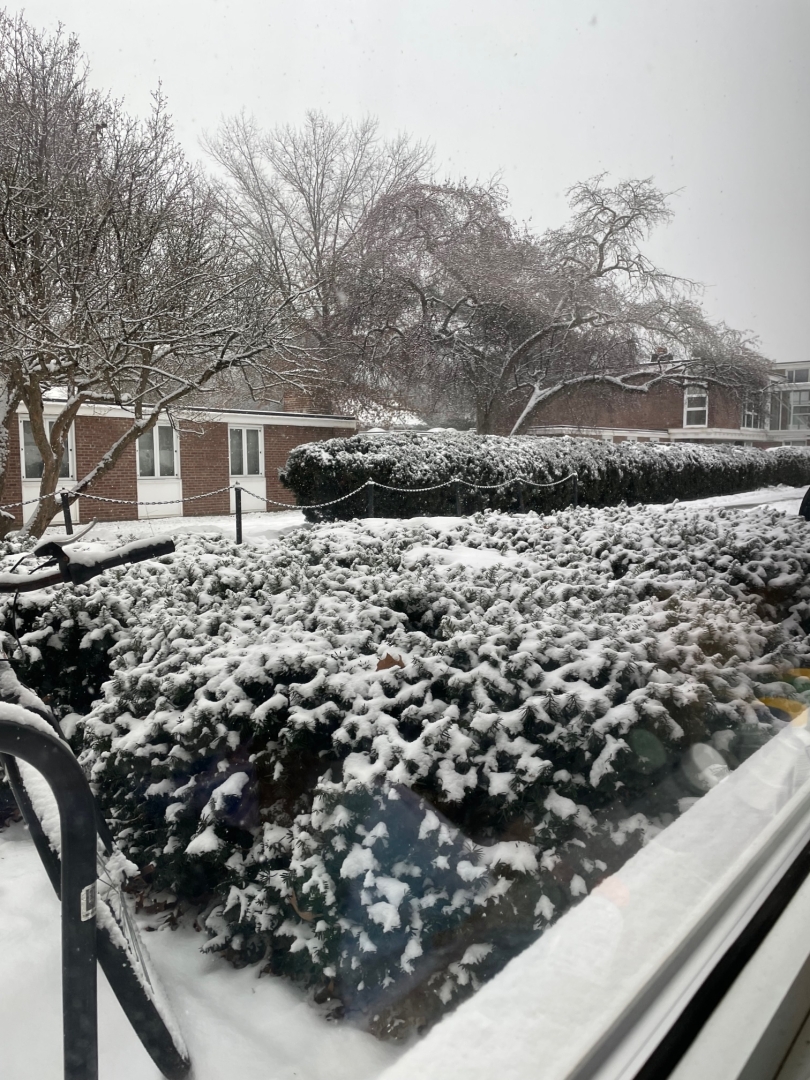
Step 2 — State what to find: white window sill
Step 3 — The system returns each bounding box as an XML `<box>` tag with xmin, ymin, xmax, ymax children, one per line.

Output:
<box><xmin>378</xmin><ymin>725</ymin><xmax>810</xmax><ymax>1080</ymax></box>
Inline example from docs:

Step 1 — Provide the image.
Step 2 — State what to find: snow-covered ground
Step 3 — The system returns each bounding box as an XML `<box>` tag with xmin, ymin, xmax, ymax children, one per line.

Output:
<box><xmin>39</xmin><ymin>507</ymin><xmax>308</xmax><ymax>547</ymax></box>
<box><xmin>36</xmin><ymin>483</ymin><xmax>810</xmax><ymax>549</ymax></box>
<box><xmin>0</xmin><ymin>825</ymin><xmax>401</xmax><ymax>1079</ymax></box>
<box><xmin>1</xmin><ymin>482</ymin><xmax>807</xmax><ymax>1079</ymax></box>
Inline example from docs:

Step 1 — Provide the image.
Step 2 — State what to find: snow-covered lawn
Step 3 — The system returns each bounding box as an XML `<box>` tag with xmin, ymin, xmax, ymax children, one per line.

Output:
<box><xmin>1</xmin><ymin>481</ymin><xmax>808</xmax><ymax>1079</ymax></box>
<box><xmin>36</xmin><ymin>483</ymin><xmax>810</xmax><ymax>549</ymax></box>
<box><xmin>40</xmin><ymin>507</ymin><xmax>308</xmax><ymax>547</ymax></box>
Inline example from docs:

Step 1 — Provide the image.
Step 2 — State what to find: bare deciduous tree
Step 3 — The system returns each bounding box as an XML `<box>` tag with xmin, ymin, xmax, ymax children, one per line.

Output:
<box><xmin>203</xmin><ymin>110</ymin><xmax>433</xmax><ymax>411</ymax></box>
<box><xmin>0</xmin><ymin>13</ymin><xmax>313</xmax><ymax>537</ymax></box>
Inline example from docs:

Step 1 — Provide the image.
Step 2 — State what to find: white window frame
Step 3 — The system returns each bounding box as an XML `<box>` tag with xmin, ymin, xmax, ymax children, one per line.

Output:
<box><xmin>229</xmin><ymin>425</ymin><xmax>264</xmax><ymax>477</ymax></box>
<box><xmin>137</xmin><ymin>423</ymin><xmax>180</xmax><ymax>478</ymax></box>
<box><xmin>789</xmin><ymin>389</ymin><xmax>810</xmax><ymax>430</ymax></box>
<box><xmin>19</xmin><ymin>417</ymin><xmax>75</xmax><ymax>480</ymax></box>
<box><xmin>683</xmin><ymin>385</ymin><xmax>708</xmax><ymax>428</ymax></box>
<box><xmin>741</xmin><ymin>396</ymin><xmax>764</xmax><ymax>430</ymax></box>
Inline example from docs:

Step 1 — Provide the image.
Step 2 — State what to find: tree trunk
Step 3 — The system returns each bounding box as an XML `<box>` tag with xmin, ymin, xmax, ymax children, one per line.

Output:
<box><xmin>0</xmin><ymin>384</ymin><xmax>22</xmax><ymax>539</ymax></box>
<box><xmin>476</xmin><ymin>400</ymin><xmax>495</xmax><ymax>435</ymax></box>
<box><xmin>21</xmin><ymin>409</ymin><xmax>167</xmax><ymax>539</ymax></box>
<box><xmin>23</xmin><ymin>456</ymin><xmax>65</xmax><ymax>539</ymax></box>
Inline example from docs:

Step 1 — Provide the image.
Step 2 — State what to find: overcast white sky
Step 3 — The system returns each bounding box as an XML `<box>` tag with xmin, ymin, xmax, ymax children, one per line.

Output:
<box><xmin>12</xmin><ymin>0</ymin><xmax>810</xmax><ymax>364</ymax></box>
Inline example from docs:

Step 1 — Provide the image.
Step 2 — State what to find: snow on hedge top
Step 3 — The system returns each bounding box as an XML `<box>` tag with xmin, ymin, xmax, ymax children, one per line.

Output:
<box><xmin>281</xmin><ymin>432</ymin><xmax>810</xmax><ymax>521</ymax></box>
<box><xmin>284</xmin><ymin>431</ymin><xmax>810</xmax><ymax>488</ymax></box>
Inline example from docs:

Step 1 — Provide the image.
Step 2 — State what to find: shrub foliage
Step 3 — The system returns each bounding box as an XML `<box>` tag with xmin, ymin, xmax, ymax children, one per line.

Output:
<box><xmin>281</xmin><ymin>432</ymin><xmax>810</xmax><ymax>521</ymax></box>
<box><xmin>3</xmin><ymin>505</ymin><xmax>810</xmax><ymax>1034</ymax></box>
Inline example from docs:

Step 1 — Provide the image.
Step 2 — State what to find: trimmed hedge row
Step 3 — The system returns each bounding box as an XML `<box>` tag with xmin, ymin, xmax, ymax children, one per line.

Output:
<box><xmin>281</xmin><ymin>433</ymin><xmax>810</xmax><ymax>521</ymax></box>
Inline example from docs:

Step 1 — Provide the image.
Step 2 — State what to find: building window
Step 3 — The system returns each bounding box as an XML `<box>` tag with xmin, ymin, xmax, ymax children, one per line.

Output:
<box><xmin>771</xmin><ymin>390</ymin><xmax>810</xmax><ymax>431</ymax></box>
<box><xmin>741</xmin><ymin>396</ymin><xmax>764</xmax><ymax>429</ymax></box>
<box><xmin>229</xmin><ymin>427</ymin><xmax>263</xmax><ymax>476</ymax></box>
<box><xmin>787</xmin><ymin>368</ymin><xmax>810</xmax><ymax>384</ymax></box>
<box><xmin>789</xmin><ymin>390</ymin><xmax>810</xmax><ymax>429</ymax></box>
<box><xmin>138</xmin><ymin>424</ymin><xmax>178</xmax><ymax>477</ymax></box>
<box><xmin>772</xmin><ymin>391</ymin><xmax>791</xmax><ymax>430</ymax></box>
<box><xmin>21</xmin><ymin>419</ymin><xmax>72</xmax><ymax>480</ymax></box>
<box><xmin>684</xmin><ymin>386</ymin><xmax>708</xmax><ymax>427</ymax></box>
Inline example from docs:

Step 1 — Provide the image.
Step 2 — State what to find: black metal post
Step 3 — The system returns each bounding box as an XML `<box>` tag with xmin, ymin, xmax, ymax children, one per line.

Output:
<box><xmin>0</xmin><ymin>718</ymin><xmax>98</xmax><ymax>1080</ymax></box>
<box><xmin>517</xmin><ymin>482</ymin><xmax>525</xmax><ymax>514</ymax></box>
<box><xmin>572</xmin><ymin>473</ymin><xmax>579</xmax><ymax>509</ymax></box>
<box><xmin>234</xmin><ymin>483</ymin><xmax>242</xmax><ymax>544</ymax></box>
<box><xmin>61</xmin><ymin>492</ymin><xmax>74</xmax><ymax>535</ymax></box>
<box><xmin>455</xmin><ymin>481</ymin><xmax>462</xmax><ymax>516</ymax></box>
<box><xmin>366</xmin><ymin>481</ymin><xmax>375</xmax><ymax>517</ymax></box>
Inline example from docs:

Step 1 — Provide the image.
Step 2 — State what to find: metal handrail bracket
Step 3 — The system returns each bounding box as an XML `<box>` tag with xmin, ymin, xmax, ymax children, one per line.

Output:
<box><xmin>0</xmin><ymin>707</ymin><xmax>99</xmax><ymax>1080</ymax></box>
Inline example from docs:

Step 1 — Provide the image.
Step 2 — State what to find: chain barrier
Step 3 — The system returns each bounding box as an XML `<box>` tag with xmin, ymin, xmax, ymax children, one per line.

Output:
<box><xmin>1</xmin><ymin>472</ymin><xmax>578</xmax><ymax>514</ymax></box>
<box><xmin>76</xmin><ymin>486</ymin><xmax>234</xmax><ymax>507</ymax></box>
<box><xmin>0</xmin><ymin>485</ymin><xmax>234</xmax><ymax>511</ymax></box>
<box><xmin>237</xmin><ymin>479</ymin><xmax>378</xmax><ymax>507</ymax></box>
<box><xmin>241</xmin><ymin>472</ymin><xmax>578</xmax><ymax>509</ymax></box>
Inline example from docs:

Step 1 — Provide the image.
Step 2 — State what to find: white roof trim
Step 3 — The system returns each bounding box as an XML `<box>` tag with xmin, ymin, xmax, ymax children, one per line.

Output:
<box><xmin>15</xmin><ymin>402</ymin><xmax>357</xmax><ymax>430</ymax></box>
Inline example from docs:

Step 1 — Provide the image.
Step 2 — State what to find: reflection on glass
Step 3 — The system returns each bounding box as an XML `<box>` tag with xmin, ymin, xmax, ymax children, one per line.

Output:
<box><xmin>246</xmin><ymin>428</ymin><xmax>260</xmax><ymax>475</ymax></box>
<box><xmin>158</xmin><ymin>425</ymin><xmax>175</xmax><ymax>476</ymax></box>
<box><xmin>229</xmin><ymin>427</ymin><xmax>243</xmax><ymax>475</ymax></box>
<box><xmin>23</xmin><ymin>420</ymin><xmax>70</xmax><ymax>479</ymax></box>
<box><xmin>138</xmin><ymin>430</ymin><xmax>155</xmax><ymax>476</ymax></box>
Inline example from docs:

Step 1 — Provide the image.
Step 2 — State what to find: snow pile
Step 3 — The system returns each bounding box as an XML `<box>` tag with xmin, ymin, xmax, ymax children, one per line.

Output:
<box><xmin>3</xmin><ymin>504</ymin><xmax>810</xmax><ymax>1036</ymax></box>
<box><xmin>281</xmin><ymin>431</ymin><xmax>810</xmax><ymax>521</ymax></box>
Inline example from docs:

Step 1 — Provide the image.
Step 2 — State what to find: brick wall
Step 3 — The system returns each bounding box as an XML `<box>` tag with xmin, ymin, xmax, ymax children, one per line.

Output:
<box><xmin>179</xmin><ymin>424</ymin><xmax>231</xmax><ymax>515</ymax></box>
<box><xmin>2</xmin><ymin>420</ymin><xmax>23</xmax><ymax>528</ymax></box>
<box><xmin>3</xmin><ymin>412</ymin><xmax>354</xmax><ymax>527</ymax></box>
<box><xmin>2</xmin><ymin>414</ymin><xmax>138</xmax><ymax>527</ymax></box>
<box><xmin>74</xmin><ymin>416</ymin><xmax>138</xmax><ymax>522</ymax></box>
<box><xmin>264</xmin><ymin>426</ymin><xmax>349</xmax><ymax>507</ymax></box>
<box><xmin>526</xmin><ymin>381</ymin><xmax>686</xmax><ymax>432</ymax></box>
<box><xmin>515</xmin><ymin>380</ymin><xmax>747</xmax><ymax>436</ymax></box>
<box><xmin>711</xmin><ymin>388</ymin><xmax>744</xmax><ymax>429</ymax></box>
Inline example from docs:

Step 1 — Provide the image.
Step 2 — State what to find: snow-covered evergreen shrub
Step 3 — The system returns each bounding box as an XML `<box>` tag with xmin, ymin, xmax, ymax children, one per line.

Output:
<box><xmin>281</xmin><ymin>432</ymin><xmax>810</xmax><ymax>521</ymax></box>
<box><xmin>3</xmin><ymin>506</ymin><xmax>810</xmax><ymax>1034</ymax></box>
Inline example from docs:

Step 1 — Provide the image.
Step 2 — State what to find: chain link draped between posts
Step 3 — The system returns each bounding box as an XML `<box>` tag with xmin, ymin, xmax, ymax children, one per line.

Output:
<box><xmin>0</xmin><ymin>472</ymin><xmax>579</xmax><ymax>544</ymax></box>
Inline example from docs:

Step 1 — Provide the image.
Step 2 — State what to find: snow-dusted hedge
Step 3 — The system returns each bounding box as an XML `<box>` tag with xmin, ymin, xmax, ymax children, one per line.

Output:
<box><xmin>3</xmin><ymin>507</ymin><xmax>810</xmax><ymax>1035</ymax></box>
<box><xmin>281</xmin><ymin>432</ymin><xmax>810</xmax><ymax>520</ymax></box>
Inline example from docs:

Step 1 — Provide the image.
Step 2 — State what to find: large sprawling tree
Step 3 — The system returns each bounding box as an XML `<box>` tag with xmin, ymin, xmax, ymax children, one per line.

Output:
<box><xmin>207</xmin><ymin>111</ymin><xmax>770</xmax><ymax>434</ymax></box>
<box><xmin>0</xmin><ymin>13</ymin><xmax>313</xmax><ymax>537</ymax></box>
<box><xmin>353</xmin><ymin>175</ymin><xmax>770</xmax><ymax>433</ymax></box>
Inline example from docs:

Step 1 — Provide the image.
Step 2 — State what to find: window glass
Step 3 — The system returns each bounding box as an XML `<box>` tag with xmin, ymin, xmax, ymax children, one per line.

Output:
<box><xmin>23</xmin><ymin>420</ymin><xmax>43</xmax><ymax>480</ymax></box>
<box><xmin>742</xmin><ymin>397</ymin><xmax>762</xmax><ymax>429</ymax></box>
<box><xmin>158</xmin><ymin>425</ymin><xmax>175</xmax><ymax>476</ymax></box>
<box><xmin>685</xmin><ymin>389</ymin><xmax>707</xmax><ymax>426</ymax></box>
<box><xmin>229</xmin><ymin>427</ymin><xmax>243</xmax><ymax>475</ymax></box>
<box><xmin>246</xmin><ymin>428</ymin><xmax>261</xmax><ymax>475</ymax></box>
<box><xmin>772</xmin><ymin>390</ymin><xmax>791</xmax><ymax>430</ymax></box>
<box><xmin>22</xmin><ymin>420</ymin><xmax>70</xmax><ymax>479</ymax></box>
<box><xmin>791</xmin><ymin>390</ymin><xmax>810</xmax><ymax>429</ymax></box>
<box><xmin>138</xmin><ymin>431</ymin><xmax>155</xmax><ymax>477</ymax></box>
<box><xmin>788</xmin><ymin>368</ymin><xmax>810</xmax><ymax>384</ymax></box>
<box><xmin>230</xmin><ymin>428</ymin><xmax>262</xmax><ymax>476</ymax></box>
<box><xmin>139</xmin><ymin>424</ymin><xmax>177</xmax><ymax>477</ymax></box>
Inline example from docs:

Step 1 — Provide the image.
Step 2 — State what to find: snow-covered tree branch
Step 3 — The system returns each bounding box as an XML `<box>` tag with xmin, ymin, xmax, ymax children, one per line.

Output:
<box><xmin>0</xmin><ymin>13</ymin><xmax>320</xmax><ymax>537</ymax></box>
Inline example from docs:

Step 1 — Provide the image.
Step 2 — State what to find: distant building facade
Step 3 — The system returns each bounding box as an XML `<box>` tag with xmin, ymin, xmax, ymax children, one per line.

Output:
<box><xmin>525</xmin><ymin>361</ymin><xmax>809</xmax><ymax>448</ymax></box>
<box><xmin>3</xmin><ymin>401</ymin><xmax>356</xmax><ymax>529</ymax></box>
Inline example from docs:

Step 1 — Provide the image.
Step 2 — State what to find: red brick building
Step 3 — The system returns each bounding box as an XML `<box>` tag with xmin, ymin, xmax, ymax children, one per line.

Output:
<box><xmin>4</xmin><ymin>402</ymin><xmax>356</xmax><ymax>528</ymax></box>
<box><xmin>523</xmin><ymin>363</ymin><xmax>809</xmax><ymax>448</ymax></box>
